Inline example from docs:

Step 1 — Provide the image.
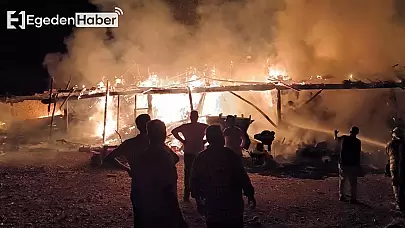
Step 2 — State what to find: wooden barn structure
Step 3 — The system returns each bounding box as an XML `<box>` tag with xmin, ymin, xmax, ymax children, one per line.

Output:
<box><xmin>1</xmin><ymin>78</ymin><xmax>405</xmax><ymax>145</ymax></box>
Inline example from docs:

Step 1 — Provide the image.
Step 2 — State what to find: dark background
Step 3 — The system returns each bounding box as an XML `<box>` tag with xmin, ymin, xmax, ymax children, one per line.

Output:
<box><xmin>0</xmin><ymin>0</ymin><xmax>197</xmax><ymax>96</ymax></box>
<box><xmin>0</xmin><ymin>1</ymin><xmax>100</xmax><ymax>95</ymax></box>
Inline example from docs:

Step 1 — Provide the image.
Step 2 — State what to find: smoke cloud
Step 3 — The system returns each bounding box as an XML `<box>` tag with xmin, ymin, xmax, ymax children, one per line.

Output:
<box><xmin>43</xmin><ymin>0</ymin><xmax>284</xmax><ymax>87</ymax></box>
<box><xmin>271</xmin><ymin>0</ymin><xmax>405</xmax><ymax>145</ymax></box>
<box><xmin>275</xmin><ymin>0</ymin><xmax>405</xmax><ymax>79</ymax></box>
<box><xmin>43</xmin><ymin>0</ymin><xmax>405</xmax><ymax>86</ymax></box>
<box><xmin>42</xmin><ymin>0</ymin><xmax>405</xmax><ymax>149</ymax></box>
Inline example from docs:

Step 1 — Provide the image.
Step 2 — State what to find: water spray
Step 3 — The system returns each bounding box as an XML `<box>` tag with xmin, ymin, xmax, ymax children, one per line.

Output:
<box><xmin>288</xmin><ymin>122</ymin><xmax>387</xmax><ymax>148</ymax></box>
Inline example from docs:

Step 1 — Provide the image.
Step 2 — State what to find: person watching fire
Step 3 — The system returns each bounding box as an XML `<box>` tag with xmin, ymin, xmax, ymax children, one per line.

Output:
<box><xmin>219</xmin><ymin>114</ymin><xmax>247</xmax><ymax>158</ymax></box>
<box><xmin>191</xmin><ymin>125</ymin><xmax>256</xmax><ymax>228</ymax></box>
<box><xmin>132</xmin><ymin>119</ymin><xmax>188</xmax><ymax>228</ymax></box>
<box><xmin>104</xmin><ymin>114</ymin><xmax>180</xmax><ymax>227</ymax></box>
<box><xmin>334</xmin><ymin>126</ymin><xmax>361</xmax><ymax>204</ymax></box>
<box><xmin>171</xmin><ymin>110</ymin><xmax>208</xmax><ymax>201</ymax></box>
<box><xmin>386</xmin><ymin>127</ymin><xmax>405</xmax><ymax>211</ymax></box>
<box><xmin>104</xmin><ymin>113</ymin><xmax>150</xmax><ymax>226</ymax></box>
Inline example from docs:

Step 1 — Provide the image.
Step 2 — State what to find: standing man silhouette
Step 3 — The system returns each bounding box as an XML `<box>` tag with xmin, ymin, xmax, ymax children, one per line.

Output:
<box><xmin>191</xmin><ymin>125</ymin><xmax>256</xmax><ymax>228</ymax></box>
<box><xmin>386</xmin><ymin>127</ymin><xmax>405</xmax><ymax>211</ymax></box>
<box><xmin>105</xmin><ymin>114</ymin><xmax>180</xmax><ymax>227</ymax></box>
<box><xmin>334</xmin><ymin>126</ymin><xmax>361</xmax><ymax>203</ymax></box>
<box><xmin>104</xmin><ymin>114</ymin><xmax>151</xmax><ymax>227</ymax></box>
<box><xmin>132</xmin><ymin>119</ymin><xmax>188</xmax><ymax>228</ymax></box>
<box><xmin>172</xmin><ymin>110</ymin><xmax>208</xmax><ymax>201</ymax></box>
<box><xmin>219</xmin><ymin>114</ymin><xmax>246</xmax><ymax>158</ymax></box>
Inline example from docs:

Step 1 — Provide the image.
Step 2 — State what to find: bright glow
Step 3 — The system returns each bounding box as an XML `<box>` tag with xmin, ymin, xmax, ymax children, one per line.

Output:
<box><xmin>265</xmin><ymin>67</ymin><xmax>290</xmax><ymax>106</ymax></box>
<box><xmin>38</xmin><ymin>110</ymin><xmax>63</xmax><ymax>119</ymax></box>
<box><xmin>88</xmin><ymin>65</ymin><xmax>290</xmax><ymax>143</ymax></box>
<box><xmin>139</xmin><ymin>74</ymin><xmax>222</xmax><ymax>124</ymax></box>
<box><xmin>268</xmin><ymin>67</ymin><xmax>289</xmax><ymax>81</ymax></box>
<box><xmin>94</xmin><ymin>96</ymin><xmax>117</xmax><ymax>138</ymax></box>
<box><xmin>90</xmin><ymin>81</ymin><xmax>117</xmax><ymax>141</ymax></box>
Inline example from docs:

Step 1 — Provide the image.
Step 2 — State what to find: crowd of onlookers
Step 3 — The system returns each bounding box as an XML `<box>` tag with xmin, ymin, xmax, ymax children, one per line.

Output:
<box><xmin>105</xmin><ymin>110</ymin><xmax>405</xmax><ymax>228</ymax></box>
<box><xmin>106</xmin><ymin>111</ymin><xmax>255</xmax><ymax>228</ymax></box>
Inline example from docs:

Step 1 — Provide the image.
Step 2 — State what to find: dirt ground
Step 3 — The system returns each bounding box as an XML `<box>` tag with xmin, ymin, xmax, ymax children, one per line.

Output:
<box><xmin>0</xmin><ymin>151</ymin><xmax>401</xmax><ymax>228</ymax></box>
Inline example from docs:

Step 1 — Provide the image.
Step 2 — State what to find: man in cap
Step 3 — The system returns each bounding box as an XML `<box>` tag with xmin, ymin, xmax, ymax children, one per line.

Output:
<box><xmin>191</xmin><ymin>125</ymin><xmax>255</xmax><ymax>228</ymax></box>
<box><xmin>132</xmin><ymin>119</ymin><xmax>188</xmax><ymax>228</ymax></box>
<box><xmin>386</xmin><ymin>127</ymin><xmax>405</xmax><ymax>211</ymax></box>
<box><xmin>334</xmin><ymin>126</ymin><xmax>361</xmax><ymax>203</ymax></box>
<box><xmin>219</xmin><ymin>114</ymin><xmax>246</xmax><ymax>157</ymax></box>
<box><xmin>171</xmin><ymin>110</ymin><xmax>208</xmax><ymax>201</ymax></box>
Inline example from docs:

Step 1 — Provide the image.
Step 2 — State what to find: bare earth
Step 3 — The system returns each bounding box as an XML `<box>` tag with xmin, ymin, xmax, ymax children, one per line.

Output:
<box><xmin>0</xmin><ymin>151</ymin><xmax>399</xmax><ymax>228</ymax></box>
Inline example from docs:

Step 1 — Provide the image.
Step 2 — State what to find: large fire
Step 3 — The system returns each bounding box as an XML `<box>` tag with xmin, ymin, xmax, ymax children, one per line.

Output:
<box><xmin>88</xmin><ymin>65</ymin><xmax>289</xmax><ymax>143</ymax></box>
<box><xmin>138</xmin><ymin>74</ymin><xmax>222</xmax><ymax>124</ymax></box>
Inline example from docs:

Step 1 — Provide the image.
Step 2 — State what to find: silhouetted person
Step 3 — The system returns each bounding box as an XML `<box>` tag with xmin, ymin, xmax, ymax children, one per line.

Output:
<box><xmin>386</xmin><ymin>127</ymin><xmax>405</xmax><ymax>211</ymax></box>
<box><xmin>219</xmin><ymin>114</ymin><xmax>246</xmax><ymax>157</ymax></box>
<box><xmin>191</xmin><ymin>125</ymin><xmax>256</xmax><ymax>228</ymax></box>
<box><xmin>254</xmin><ymin>130</ymin><xmax>275</xmax><ymax>154</ymax></box>
<box><xmin>172</xmin><ymin>110</ymin><xmax>208</xmax><ymax>201</ymax></box>
<box><xmin>132</xmin><ymin>119</ymin><xmax>187</xmax><ymax>228</ymax></box>
<box><xmin>334</xmin><ymin>126</ymin><xmax>361</xmax><ymax>203</ymax></box>
<box><xmin>106</xmin><ymin>114</ymin><xmax>180</xmax><ymax>227</ymax></box>
<box><xmin>104</xmin><ymin>114</ymin><xmax>151</xmax><ymax>227</ymax></box>
<box><xmin>105</xmin><ymin>114</ymin><xmax>179</xmax><ymax>171</ymax></box>
<box><xmin>105</xmin><ymin>114</ymin><xmax>151</xmax><ymax>175</ymax></box>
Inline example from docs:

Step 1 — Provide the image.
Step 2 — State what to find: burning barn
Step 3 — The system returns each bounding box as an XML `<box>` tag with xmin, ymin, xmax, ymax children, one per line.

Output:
<box><xmin>0</xmin><ymin>63</ymin><xmax>404</xmax><ymax>176</ymax></box>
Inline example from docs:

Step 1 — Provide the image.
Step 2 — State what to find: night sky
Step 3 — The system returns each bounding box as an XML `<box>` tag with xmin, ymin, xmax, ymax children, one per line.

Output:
<box><xmin>0</xmin><ymin>1</ymin><xmax>98</xmax><ymax>95</ymax></box>
<box><xmin>0</xmin><ymin>0</ymin><xmax>198</xmax><ymax>96</ymax></box>
<box><xmin>0</xmin><ymin>0</ymin><xmax>403</xmax><ymax>96</ymax></box>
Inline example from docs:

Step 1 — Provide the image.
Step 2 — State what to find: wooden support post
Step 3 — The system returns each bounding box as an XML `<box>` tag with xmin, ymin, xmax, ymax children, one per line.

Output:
<box><xmin>116</xmin><ymin>95</ymin><xmax>120</xmax><ymax>131</ymax></box>
<box><xmin>196</xmin><ymin>93</ymin><xmax>206</xmax><ymax>114</ymax></box>
<box><xmin>304</xmin><ymin>89</ymin><xmax>323</xmax><ymax>105</ymax></box>
<box><xmin>47</xmin><ymin>77</ymin><xmax>54</xmax><ymax>114</ymax></box>
<box><xmin>147</xmin><ymin>94</ymin><xmax>153</xmax><ymax>117</ymax></box>
<box><xmin>134</xmin><ymin>95</ymin><xmax>137</xmax><ymax>122</ymax></box>
<box><xmin>65</xmin><ymin>101</ymin><xmax>69</xmax><ymax>132</ymax></box>
<box><xmin>102</xmin><ymin>81</ymin><xmax>110</xmax><ymax>145</ymax></box>
<box><xmin>276</xmin><ymin>89</ymin><xmax>282</xmax><ymax>125</ymax></box>
<box><xmin>49</xmin><ymin>94</ymin><xmax>58</xmax><ymax>140</ymax></box>
<box><xmin>187</xmin><ymin>87</ymin><xmax>194</xmax><ymax>111</ymax></box>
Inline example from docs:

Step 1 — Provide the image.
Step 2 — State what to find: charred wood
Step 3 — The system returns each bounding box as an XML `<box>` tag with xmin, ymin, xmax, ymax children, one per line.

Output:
<box><xmin>3</xmin><ymin>80</ymin><xmax>405</xmax><ymax>104</ymax></box>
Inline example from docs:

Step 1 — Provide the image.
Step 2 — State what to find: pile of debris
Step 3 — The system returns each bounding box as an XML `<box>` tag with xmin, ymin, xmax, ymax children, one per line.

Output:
<box><xmin>245</xmin><ymin>139</ymin><xmax>387</xmax><ymax>179</ymax></box>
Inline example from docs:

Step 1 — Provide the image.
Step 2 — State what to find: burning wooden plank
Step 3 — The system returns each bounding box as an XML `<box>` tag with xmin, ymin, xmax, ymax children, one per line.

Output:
<box><xmin>2</xmin><ymin>80</ymin><xmax>405</xmax><ymax>104</ymax></box>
